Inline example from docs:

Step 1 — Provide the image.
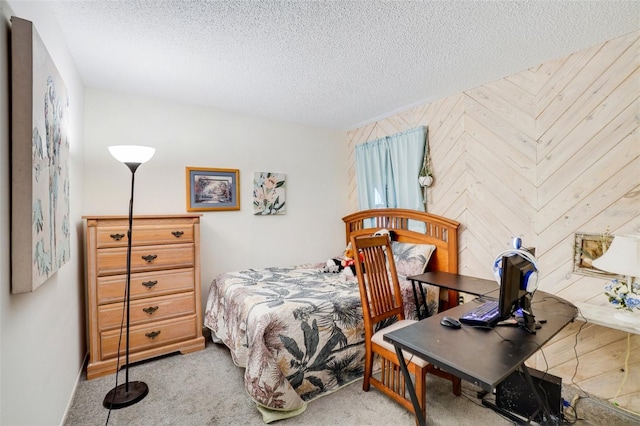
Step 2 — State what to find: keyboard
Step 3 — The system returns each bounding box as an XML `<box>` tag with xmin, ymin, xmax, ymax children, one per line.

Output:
<box><xmin>459</xmin><ymin>299</ymin><xmax>501</xmax><ymax>327</ymax></box>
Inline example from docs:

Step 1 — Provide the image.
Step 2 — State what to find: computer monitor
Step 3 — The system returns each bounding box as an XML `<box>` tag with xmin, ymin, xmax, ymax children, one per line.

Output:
<box><xmin>498</xmin><ymin>248</ymin><xmax>540</xmax><ymax>334</ymax></box>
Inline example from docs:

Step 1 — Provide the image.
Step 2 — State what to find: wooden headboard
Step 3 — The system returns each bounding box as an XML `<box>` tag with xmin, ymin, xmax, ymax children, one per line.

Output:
<box><xmin>342</xmin><ymin>208</ymin><xmax>460</xmax><ymax>274</ymax></box>
<box><xmin>343</xmin><ymin>208</ymin><xmax>460</xmax><ymax>311</ymax></box>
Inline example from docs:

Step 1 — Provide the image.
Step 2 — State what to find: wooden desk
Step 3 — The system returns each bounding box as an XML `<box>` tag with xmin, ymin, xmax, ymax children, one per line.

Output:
<box><xmin>409</xmin><ymin>271</ymin><xmax>498</xmax><ymax>319</ymax></box>
<box><xmin>384</xmin><ymin>290</ymin><xmax>578</xmax><ymax>425</ymax></box>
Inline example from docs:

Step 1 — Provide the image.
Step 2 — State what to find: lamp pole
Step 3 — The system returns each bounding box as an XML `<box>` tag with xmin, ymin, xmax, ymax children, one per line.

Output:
<box><xmin>103</xmin><ymin>146</ymin><xmax>155</xmax><ymax>409</ymax></box>
<box><xmin>123</xmin><ymin>162</ymin><xmax>137</xmax><ymax>393</ymax></box>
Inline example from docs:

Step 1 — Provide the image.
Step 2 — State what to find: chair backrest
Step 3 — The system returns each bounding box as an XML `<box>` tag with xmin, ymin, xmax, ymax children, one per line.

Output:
<box><xmin>351</xmin><ymin>234</ymin><xmax>405</xmax><ymax>337</ymax></box>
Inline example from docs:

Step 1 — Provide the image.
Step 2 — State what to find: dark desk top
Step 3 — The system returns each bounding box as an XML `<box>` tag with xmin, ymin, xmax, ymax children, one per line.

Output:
<box><xmin>384</xmin><ymin>291</ymin><xmax>577</xmax><ymax>392</ymax></box>
<box><xmin>409</xmin><ymin>271</ymin><xmax>498</xmax><ymax>297</ymax></box>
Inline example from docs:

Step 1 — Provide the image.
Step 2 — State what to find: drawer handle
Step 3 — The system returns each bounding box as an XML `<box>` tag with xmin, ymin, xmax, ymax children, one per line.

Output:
<box><xmin>171</xmin><ymin>231</ymin><xmax>184</xmax><ymax>238</ymax></box>
<box><xmin>143</xmin><ymin>306</ymin><xmax>159</xmax><ymax>315</ymax></box>
<box><xmin>141</xmin><ymin>280</ymin><xmax>158</xmax><ymax>288</ymax></box>
<box><xmin>110</xmin><ymin>233</ymin><xmax>125</xmax><ymax>241</ymax></box>
<box><xmin>145</xmin><ymin>330</ymin><xmax>161</xmax><ymax>339</ymax></box>
<box><xmin>142</xmin><ymin>254</ymin><xmax>158</xmax><ymax>262</ymax></box>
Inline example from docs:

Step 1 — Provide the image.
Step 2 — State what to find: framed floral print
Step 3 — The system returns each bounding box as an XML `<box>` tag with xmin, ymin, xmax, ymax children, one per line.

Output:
<box><xmin>253</xmin><ymin>172</ymin><xmax>286</xmax><ymax>215</ymax></box>
<box><xmin>186</xmin><ymin>167</ymin><xmax>240</xmax><ymax>212</ymax></box>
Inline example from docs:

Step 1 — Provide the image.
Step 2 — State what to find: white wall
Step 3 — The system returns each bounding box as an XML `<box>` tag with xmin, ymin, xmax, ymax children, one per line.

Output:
<box><xmin>1</xmin><ymin>3</ymin><xmax>347</xmax><ymax>423</ymax></box>
<box><xmin>1</xmin><ymin>1</ymin><xmax>347</xmax><ymax>422</ymax></box>
<box><xmin>1</xmin><ymin>1</ymin><xmax>85</xmax><ymax>425</ymax></box>
<box><xmin>83</xmin><ymin>89</ymin><xmax>349</xmax><ymax>313</ymax></box>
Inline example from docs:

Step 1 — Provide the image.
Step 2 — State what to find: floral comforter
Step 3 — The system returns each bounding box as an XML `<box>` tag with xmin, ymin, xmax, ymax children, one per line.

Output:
<box><xmin>203</xmin><ymin>263</ymin><xmax>436</xmax><ymax>419</ymax></box>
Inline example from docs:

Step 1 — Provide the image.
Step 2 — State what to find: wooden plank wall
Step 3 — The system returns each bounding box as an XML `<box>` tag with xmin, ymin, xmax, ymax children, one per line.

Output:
<box><xmin>346</xmin><ymin>31</ymin><xmax>640</xmax><ymax>414</ymax></box>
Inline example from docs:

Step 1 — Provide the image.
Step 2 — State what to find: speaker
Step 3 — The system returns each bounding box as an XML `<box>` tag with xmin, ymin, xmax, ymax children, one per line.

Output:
<box><xmin>496</xmin><ymin>368</ymin><xmax>562</xmax><ymax>423</ymax></box>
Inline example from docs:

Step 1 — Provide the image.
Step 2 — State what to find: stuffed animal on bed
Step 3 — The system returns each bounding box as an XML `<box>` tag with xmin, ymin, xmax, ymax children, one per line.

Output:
<box><xmin>324</xmin><ymin>231</ymin><xmax>396</xmax><ymax>275</ymax></box>
<box><xmin>373</xmin><ymin>228</ymin><xmax>393</xmax><ymax>239</ymax></box>
<box><xmin>340</xmin><ymin>229</ymin><xmax>391</xmax><ymax>275</ymax></box>
<box><xmin>323</xmin><ymin>242</ymin><xmax>365</xmax><ymax>275</ymax></box>
<box><xmin>341</xmin><ymin>242</ymin><xmax>365</xmax><ymax>275</ymax></box>
<box><xmin>324</xmin><ymin>258</ymin><xmax>344</xmax><ymax>273</ymax></box>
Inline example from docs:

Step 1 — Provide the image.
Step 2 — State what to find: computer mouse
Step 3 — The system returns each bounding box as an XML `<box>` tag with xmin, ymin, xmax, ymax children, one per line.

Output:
<box><xmin>440</xmin><ymin>316</ymin><xmax>462</xmax><ymax>329</ymax></box>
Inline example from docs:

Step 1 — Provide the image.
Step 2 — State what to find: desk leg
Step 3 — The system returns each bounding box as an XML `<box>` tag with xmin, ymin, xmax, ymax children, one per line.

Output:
<box><xmin>410</xmin><ymin>279</ymin><xmax>429</xmax><ymax>320</ymax></box>
<box><xmin>393</xmin><ymin>345</ymin><xmax>425</xmax><ymax>426</ymax></box>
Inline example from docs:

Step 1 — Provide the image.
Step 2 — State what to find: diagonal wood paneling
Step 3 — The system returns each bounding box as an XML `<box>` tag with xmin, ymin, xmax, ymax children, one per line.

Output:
<box><xmin>463</xmin><ymin>77</ymin><xmax>537</xmax><ymax>274</ymax></box>
<box><xmin>346</xmin><ymin>30</ymin><xmax>640</xmax><ymax>416</ymax></box>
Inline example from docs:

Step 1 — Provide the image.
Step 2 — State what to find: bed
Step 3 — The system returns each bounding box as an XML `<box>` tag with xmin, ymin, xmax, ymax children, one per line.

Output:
<box><xmin>203</xmin><ymin>208</ymin><xmax>460</xmax><ymax>421</ymax></box>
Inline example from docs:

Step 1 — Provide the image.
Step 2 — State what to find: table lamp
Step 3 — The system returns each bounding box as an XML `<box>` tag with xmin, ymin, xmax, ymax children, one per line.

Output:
<box><xmin>592</xmin><ymin>234</ymin><xmax>640</xmax><ymax>322</ymax></box>
<box><xmin>103</xmin><ymin>145</ymin><xmax>155</xmax><ymax>409</ymax></box>
<box><xmin>592</xmin><ymin>235</ymin><xmax>640</xmax><ymax>287</ymax></box>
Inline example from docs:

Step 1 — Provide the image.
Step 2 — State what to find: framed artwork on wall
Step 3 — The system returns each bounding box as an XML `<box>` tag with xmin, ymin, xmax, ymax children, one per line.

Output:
<box><xmin>573</xmin><ymin>232</ymin><xmax>620</xmax><ymax>279</ymax></box>
<box><xmin>11</xmin><ymin>17</ymin><xmax>71</xmax><ymax>293</ymax></box>
<box><xmin>186</xmin><ymin>167</ymin><xmax>240</xmax><ymax>211</ymax></box>
<box><xmin>253</xmin><ymin>172</ymin><xmax>286</xmax><ymax>215</ymax></box>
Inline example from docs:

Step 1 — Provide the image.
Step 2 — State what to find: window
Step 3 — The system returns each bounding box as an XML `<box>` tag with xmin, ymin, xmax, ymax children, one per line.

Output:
<box><xmin>355</xmin><ymin>126</ymin><xmax>426</xmax><ymax>211</ymax></box>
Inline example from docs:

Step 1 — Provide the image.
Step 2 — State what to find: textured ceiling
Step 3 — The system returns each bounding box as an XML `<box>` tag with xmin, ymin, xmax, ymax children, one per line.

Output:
<box><xmin>40</xmin><ymin>1</ymin><xmax>640</xmax><ymax>130</ymax></box>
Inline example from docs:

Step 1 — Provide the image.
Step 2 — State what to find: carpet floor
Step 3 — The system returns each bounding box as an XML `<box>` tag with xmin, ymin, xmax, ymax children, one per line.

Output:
<box><xmin>64</xmin><ymin>338</ymin><xmax>609</xmax><ymax>425</ymax></box>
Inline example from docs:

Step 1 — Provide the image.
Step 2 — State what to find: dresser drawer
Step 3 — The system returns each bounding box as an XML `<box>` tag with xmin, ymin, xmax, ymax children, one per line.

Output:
<box><xmin>97</xmin><ymin>269</ymin><xmax>195</xmax><ymax>305</ymax></box>
<box><xmin>84</xmin><ymin>214</ymin><xmax>204</xmax><ymax>379</ymax></box>
<box><xmin>96</xmin><ymin>223</ymin><xmax>195</xmax><ymax>248</ymax></box>
<box><xmin>101</xmin><ymin>315</ymin><xmax>199</xmax><ymax>359</ymax></box>
<box><xmin>96</xmin><ymin>243</ymin><xmax>194</xmax><ymax>276</ymax></box>
<box><xmin>98</xmin><ymin>292</ymin><xmax>196</xmax><ymax>331</ymax></box>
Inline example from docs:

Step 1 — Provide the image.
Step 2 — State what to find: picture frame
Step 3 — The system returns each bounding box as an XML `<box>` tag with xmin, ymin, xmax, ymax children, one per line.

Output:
<box><xmin>11</xmin><ymin>17</ymin><xmax>71</xmax><ymax>293</ymax></box>
<box><xmin>186</xmin><ymin>167</ymin><xmax>240</xmax><ymax>212</ymax></box>
<box><xmin>573</xmin><ymin>232</ymin><xmax>620</xmax><ymax>279</ymax></box>
<box><xmin>253</xmin><ymin>172</ymin><xmax>286</xmax><ymax>215</ymax></box>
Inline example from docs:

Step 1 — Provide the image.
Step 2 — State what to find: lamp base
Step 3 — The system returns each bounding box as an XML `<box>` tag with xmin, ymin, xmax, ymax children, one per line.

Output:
<box><xmin>103</xmin><ymin>381</ymin><xmax>149</xmax><ymax>409</ymax></box>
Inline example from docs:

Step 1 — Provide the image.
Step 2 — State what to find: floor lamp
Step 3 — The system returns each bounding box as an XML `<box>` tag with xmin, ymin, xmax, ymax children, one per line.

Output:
<box><xmin>104</xmin><ymin>145</ymin><xmax>156</xmax><ymax>409</ymax></box>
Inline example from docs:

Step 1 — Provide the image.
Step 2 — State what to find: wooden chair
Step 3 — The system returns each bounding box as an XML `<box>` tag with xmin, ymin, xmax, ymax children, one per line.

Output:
<box><xmin>351</xmin><ymin>234</ymin><xmax>462</xmax><ymax>417</ymax></box>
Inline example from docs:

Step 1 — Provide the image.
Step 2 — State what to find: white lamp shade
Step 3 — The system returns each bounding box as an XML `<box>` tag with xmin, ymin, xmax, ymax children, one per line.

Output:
<box><xmin>592</xmin><ymin>235</ymin><xmax>640</xmax><ymax>277</ymax></box>
<box><xmin>108</xmin><ymin>145</ymin><xmax>155</xmax><ymax>164</ymax></box>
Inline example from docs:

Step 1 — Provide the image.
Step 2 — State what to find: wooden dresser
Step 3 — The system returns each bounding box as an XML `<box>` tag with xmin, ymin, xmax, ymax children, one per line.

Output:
<box><xmin>83</xmin><ymin>214</ymin><xmax>205</xmax><ymax>379</ymax></box>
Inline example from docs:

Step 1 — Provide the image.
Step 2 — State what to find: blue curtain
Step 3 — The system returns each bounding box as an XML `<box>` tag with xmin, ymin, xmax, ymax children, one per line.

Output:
<box><xmin>356</xmin><ymin>126</ymin><xmax>426</xmax><ymax>211</ymax></box>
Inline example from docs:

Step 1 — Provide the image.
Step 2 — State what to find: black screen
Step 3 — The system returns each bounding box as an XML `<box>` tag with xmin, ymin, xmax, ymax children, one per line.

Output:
<box><xmin>498</xmin><ymin>249</ymin><xmax>536</xmax><ymax>320</ymax></box>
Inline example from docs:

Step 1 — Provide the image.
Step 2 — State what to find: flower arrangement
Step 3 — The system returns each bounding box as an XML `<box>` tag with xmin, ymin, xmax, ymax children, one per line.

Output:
<box><xmin>604</xmin><ymin>279</ymin><xmax>640</xmax><ymax>311</ymax></box>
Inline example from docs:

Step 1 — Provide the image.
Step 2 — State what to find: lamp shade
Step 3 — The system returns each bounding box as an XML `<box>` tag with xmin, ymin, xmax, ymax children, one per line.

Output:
<box><xmin>108</xmin><ymin>145</ymin><xmax>155</xmax><ymax>165</ymax></box>
<box><xmin>592</xmin><ymin>235</ymin><xmax>640</xmax><ymax>277</ymax></box>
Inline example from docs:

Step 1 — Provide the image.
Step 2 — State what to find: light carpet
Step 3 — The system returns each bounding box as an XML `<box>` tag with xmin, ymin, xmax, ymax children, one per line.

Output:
<box><xmin>65</xmin><ymin>338</ymin><xmax>628</xmax><ymax>425</ymax></box>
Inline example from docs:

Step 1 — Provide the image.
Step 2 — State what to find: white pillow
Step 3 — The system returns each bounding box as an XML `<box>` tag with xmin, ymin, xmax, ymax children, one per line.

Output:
<box><xmin>391</xmin><ymin>241</ymin><xmax>436</xmax><ymax>278</ymax></box>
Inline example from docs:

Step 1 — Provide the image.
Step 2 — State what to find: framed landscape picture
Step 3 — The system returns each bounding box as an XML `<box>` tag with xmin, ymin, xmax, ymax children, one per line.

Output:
<box><xmin>186</xmin><ymin>167</ymin><xmax>240</xmax><ymax>212</ymax></box>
